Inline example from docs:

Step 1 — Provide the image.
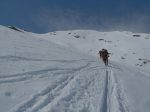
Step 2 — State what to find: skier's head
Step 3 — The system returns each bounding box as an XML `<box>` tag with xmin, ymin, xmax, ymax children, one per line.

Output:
<box><xmin>102</xmin><ymin>48</ymin><xmax>105</xmax><ymax>51</ymax></box>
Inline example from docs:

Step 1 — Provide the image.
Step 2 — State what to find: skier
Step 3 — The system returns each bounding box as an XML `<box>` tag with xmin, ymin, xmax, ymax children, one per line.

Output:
<box><xmin>99</xmin><ymin>49</ymin><xmax>109</xmax><ymax>66</ymax></box>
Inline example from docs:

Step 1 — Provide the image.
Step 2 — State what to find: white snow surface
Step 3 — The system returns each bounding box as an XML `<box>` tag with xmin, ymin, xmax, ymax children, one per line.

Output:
<box><xmin>0</xmin><ymin>25</ymin><xmax>150</xmax><ymax>112</ymax></box>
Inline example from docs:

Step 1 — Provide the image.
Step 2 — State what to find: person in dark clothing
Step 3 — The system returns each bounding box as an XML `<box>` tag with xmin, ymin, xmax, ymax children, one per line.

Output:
<box><xmin>99</xmin><ymin>49</ymin><xmax>109</xmax><ymax>66</ymax></box>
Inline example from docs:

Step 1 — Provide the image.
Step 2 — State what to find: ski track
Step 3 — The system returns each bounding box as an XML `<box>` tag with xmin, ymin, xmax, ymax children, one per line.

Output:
<box><xmin>6</xmin><ymin>60</ymin><xmax>131</xmax><ymax>112</ymax></box>
<box><xmin>10</xmin><ymin>75</ymin><xmax>73</xmax><ymax>112</ymax></box>
<box><xmin>0</xmin><ymin>62</ymin><xmax>91</xmax><ymax>84</ymax></box>
<box><xmin>38</xmin><ymin>64</ymin><xmax>103</xmax><ymax>112</ymax></box>
<box><xmin>9</xmin><ymin>61</ymin><xmax>92</xmax><ymax>112</ymax></box>
<box><xmin>99</xmin><ymin>70</ymin><xmax>108</xmax><ymax>112</ymax></box>
<box><xmin>99</xmin><ymin>67</ymin><xmax>130</xmax><ymax>112</ymax></box>
<box><xmin>0</xmin><ymin>55</ymin><xmax>91</xmax><ymax>63</ymax></box>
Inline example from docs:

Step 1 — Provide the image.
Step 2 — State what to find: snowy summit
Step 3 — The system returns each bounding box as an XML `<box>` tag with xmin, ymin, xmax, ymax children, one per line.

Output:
<box><xmin>0</xmin><ymin>25</ymin><xmax>150</xmax><ymax>112</ymax></box>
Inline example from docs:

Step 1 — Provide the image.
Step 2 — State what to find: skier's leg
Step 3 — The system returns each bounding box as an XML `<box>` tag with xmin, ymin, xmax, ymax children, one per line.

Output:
<box><xmin>103</xmin><ymin>58</ymin><xmax>107</xmax><ymax>66</ymax></box>
<box><xmin>106</xmin><ymin>58</ymin><xmax>108</xmax><ymax>65</ymax></box>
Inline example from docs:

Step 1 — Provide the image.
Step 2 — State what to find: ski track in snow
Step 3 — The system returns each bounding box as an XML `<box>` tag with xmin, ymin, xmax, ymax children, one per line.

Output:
<box><xmin>99</xmin><ymin>66</ymin><xmax>130</xmax><ymax>112</ymax></box>
<box><xmin>0</xmin><ymin>54</ymin><xmax>131</xmax><ymax>112</ymax></box>
<box><xmin>108</xmin><ymin>68</ymin><xmax>130</xmax><ymax>112</ymax></box>
<box><xmin>38</xmin><ymin>64</ymin><xmax>103</xmax><ymax>112</ymax></box>
<box><xmin>9</xmin><ymin>61</ymin><xmax>92</xmax><ymax>112</ymax></box>
<box><xmin>10</xmin><ymin>75</ymin><xmax>74</xmax><ymax>112</ymax></box>
<box><xmin>0</xmin><ymin>59</ymin><xmax>91</xmax><ymax>84</ymax></box>
<box><xmin>8</xmin><ymin>60</ymin><xmax>131</xmax><ymax>112</ymax></box>
<box><xmin>0</xmin><ymin>55</ymin><xmax>90</xmax><ymax>63</ymax></box>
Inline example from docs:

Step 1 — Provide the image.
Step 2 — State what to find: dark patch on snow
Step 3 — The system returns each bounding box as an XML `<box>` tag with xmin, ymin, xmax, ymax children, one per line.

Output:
<box><xmin>133</xmin><ymin>34</ymin><xmax>141</xmax><ymax>37</ymax></box>
<box><xmin>98</xmin><ymin>39</ymin><xmax>112</xmax><ymax>43</ymax></box>
<box><xmin>121</xmin><ymin>57</ymin><xmax>125</xmax><ymax>59</ymax></box>
<box><xmin>8</xmin><ymin>26</ymin><xmax>23</xmax><ymax>32</ymax></box>
<box><xmin>145</xmin><ymin>37</ymin><xmax>149</xmax><ymax>39</ymax></box>
<box><xmin>74</xmin><ymin>35</ymin><xmax>80</xmax><ymax>38</ymax></box>
<box><xmin>137</xmin><ymin>58</ymin><xmax>150</xmax><ymax>66</ymax></box>
<box><xmin>5</xmin><ymin>91</ymin><xmax>12</xmax><ymax>97</ymax></box>
<box><xmin>104</xmin><ymin>40</ymin><xmax>112</xmax><ymax>43</ymax></box>
<box><xmin>50</xmin><ymin>32</ymin><xmax>56</xmax><ymax>35</ymax></box>
<box><xmin>138</xmin><ymin>58</ymin><xmax>142</xmax><ymax>61</ymax></box>
<box><xmin>98</xmin><ymin>39</ymin><xmax>104</xmax><ymax>41</ymax></box>
<box><xmin>132</xmin><ymin>52</ymin><xmax>136</xmax><ymax>54</ymax></box>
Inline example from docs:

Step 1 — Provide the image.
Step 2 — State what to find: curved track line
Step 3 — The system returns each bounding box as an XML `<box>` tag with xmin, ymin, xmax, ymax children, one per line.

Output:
<box><xmin>99</xmin><ymin>67</ymin><xmax>130</xmax><ymax>112</ymax></box>
<box><xmin>0</xmin><ymin>63</ymin><xmax>90</xmax><ymax>84</ymax></box>
<box><xmin>9</xmin><ymin>62</ymin><xmax>92</xmax><ymax>112</ymax></box>
<box><xmin>109</xmin><ymin>69</ymin><xmax>130</xmax><ymax>112</ymax></box>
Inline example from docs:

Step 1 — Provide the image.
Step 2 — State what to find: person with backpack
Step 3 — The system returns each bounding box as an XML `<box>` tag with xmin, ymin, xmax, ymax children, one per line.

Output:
<box><xmin>99</xmin><ymin>49</ymin><xmax>109</xmax><ymax>66</ymax></box>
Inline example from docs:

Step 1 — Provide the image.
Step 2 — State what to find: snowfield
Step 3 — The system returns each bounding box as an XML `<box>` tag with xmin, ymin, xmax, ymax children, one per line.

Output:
<box><xmin>0</xmin><ymin>25</ymin><xmax>150</xmax><ymax>112</ymax></box>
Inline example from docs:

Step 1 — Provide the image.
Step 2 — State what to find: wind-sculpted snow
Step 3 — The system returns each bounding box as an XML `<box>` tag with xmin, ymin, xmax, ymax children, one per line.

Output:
<box><xmin>0</xmin><ymin>25</ymin><xmax>150</xmax><ymax>112</ymax></box>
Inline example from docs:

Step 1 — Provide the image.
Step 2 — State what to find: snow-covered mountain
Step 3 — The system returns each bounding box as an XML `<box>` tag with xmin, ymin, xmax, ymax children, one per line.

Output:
<box><xmin>0</xmin><ymin>25</ymin><xmax>150</xmax><ymax>112</ymax></box>
<box><xmin>37</xmin><ymin>29</ymin><xmax>150</xmax><ymax>71</ymax></box>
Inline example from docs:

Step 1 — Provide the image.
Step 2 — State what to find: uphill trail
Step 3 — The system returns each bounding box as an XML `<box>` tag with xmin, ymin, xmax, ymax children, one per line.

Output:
<box><xmin>7</xmin><ymin>59</ymin><xmax>131</xmax><ymax>112</ymax></box>
<box><xmin>99</xmin><ymin>65</ymin><xmax>130</xmax><ymax>112</ymax></box>
<box><xmin>8</xmin><ymin>60</ymin><xmax>93</xmax><ymax>112</ymax></box>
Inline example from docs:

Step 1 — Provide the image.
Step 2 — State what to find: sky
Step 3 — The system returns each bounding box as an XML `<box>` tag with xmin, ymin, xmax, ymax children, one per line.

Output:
<box><xmin>0</xmin><ymin>0</ymin><xmax>150</xmax><ymax>33</ymax></box>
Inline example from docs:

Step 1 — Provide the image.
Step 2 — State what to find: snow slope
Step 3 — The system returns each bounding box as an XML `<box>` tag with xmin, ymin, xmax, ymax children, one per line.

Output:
<box><xmin>39</xmin><ymin>30</ymin><xmax>150</xmax><ymax>71</ymax></box>
<box><xmin>0</xmin><ymin>25</ymin><xmax>150</xmax><ymax>112</ymax></box>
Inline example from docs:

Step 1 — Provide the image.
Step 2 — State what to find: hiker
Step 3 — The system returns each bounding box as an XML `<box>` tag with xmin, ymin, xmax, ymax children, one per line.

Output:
<box><xmin>99</xmin><ymin>49</ymin><xmax>109</xmax><ymax>66</ymax></box>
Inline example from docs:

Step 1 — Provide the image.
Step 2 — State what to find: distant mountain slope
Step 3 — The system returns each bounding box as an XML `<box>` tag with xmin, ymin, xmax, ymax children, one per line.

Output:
<box><xmin>37</xmin><ymin>29</ymin><xmax>150</xmax><ymax>71</ymax></box>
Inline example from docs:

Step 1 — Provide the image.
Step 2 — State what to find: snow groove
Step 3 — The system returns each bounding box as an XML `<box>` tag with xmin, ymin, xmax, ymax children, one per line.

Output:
<box><xmin>0</xmin><ymin>55</ymin><xmax>92</xmax><ymax>63</ymax></box>
<box><xmin>0</xmin><ymin>63</ymin><xmax>90</xmax><ymax>84</ymax></box>
<box><xmin>28</xmin><ymin>75</ymin><xmax>76</xmax><ymax>112</ymax></box>
<box><xmin>108</xmin><ymin>68</ymin><xmax>130</xmax><ymax>112</ymax></box>
<box><xmin>39</xmin><ymin>64</ymin><xmax>103</xmax><ymax>112</ymax></box>
<box><xmin>99</xmin><ymin>67</ymin><xmax>130</xmax><ymax>112</ymax></box>
<box><xmin>99</xmin><ymin>70</ymin><xmax>109</xmax><ymax>112</ymax></box>
<box><xmin>9</xmin><ymin>61</ymin><xmax>92</xmax><ymax>112</ymax></box>
<box><xmin>9</xmin><ymin>75</ymin><xmax>73</xmax><ymax>112</ymax></box>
